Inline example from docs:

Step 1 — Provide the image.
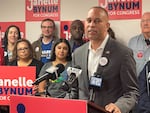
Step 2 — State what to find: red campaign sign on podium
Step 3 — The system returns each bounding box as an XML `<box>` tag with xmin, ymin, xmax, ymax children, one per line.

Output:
<box><xmin>10</xmin><ymin>95</ymin><xmax>87</xmax><ymax>113</ymax></box>
<box><xmin>0</xmin><ymin>66</ymin><xmax>35</xmax><ymax>105</ymax></box>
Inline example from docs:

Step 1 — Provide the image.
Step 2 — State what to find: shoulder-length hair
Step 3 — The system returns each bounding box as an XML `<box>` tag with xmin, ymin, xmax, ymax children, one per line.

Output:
<box><xmin>3</xmin><ymin>25</ymin><xmax>21</xmax><ymax>49</ymax></box>
<box><xmin>12</xmin><ymin>39</ymin><xmax>34</xmax><ymax>61</ymax></box>
<box><xmin>50</xmin><ymin>38</ymin><xmax>72</xmax><ymax>61</ymax></box>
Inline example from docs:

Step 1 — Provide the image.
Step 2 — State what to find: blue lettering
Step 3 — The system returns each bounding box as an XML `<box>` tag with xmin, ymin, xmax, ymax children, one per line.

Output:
<box><xmin>107</xmin><ymin>1</ymin><xmax>140</xmax><ymax>10</ymax></box>
<box><xmin>26</xmin><ymin>88</ymin><xmax>32</xmax><ymax>95</ymax></box>
<box><xmin>0</xmin><ymin>88</ymin><xmax>32</xmax><ymax>95</ymax></box>
<box><xmin>4</xmin><ymin>88</ymin><xmax>9</xmax><ymax>95</ymax></box>
<box><xmin>10</xmin><ymin>88</ymin><xmax>16</xmax><ymax>94</ymax></box>
<box><xmin>108</xmin><ymin>4</ymin><xmax>113</xmax><ymax>10</ymax></box>
<box><xmin>33</xmin><ymin>6</ymin><xmax>38</xmax><ymax>13</ymax></box>
<box><xmin>120</xmin><ymin>3</ymin><xmax>125</xmax><ymax>10</ymax></box>
<box><xmin>33</xmin><ymin>6</ymin><xmax>58</xmax><ymax>13</ymax></box>
<box><xmin>132</xmin><ymin>1</ymin><xmax>140</xmax><ymax>9</ymax></box>
<box><xmin>114</xmin><ymin>3</ymin><xmax>118</xmax><ymax>10</ymax></box>
<box><xmin>18</xmin><ymin>88</ymin><xmax>24</xmax><ymax>95</ymax></box>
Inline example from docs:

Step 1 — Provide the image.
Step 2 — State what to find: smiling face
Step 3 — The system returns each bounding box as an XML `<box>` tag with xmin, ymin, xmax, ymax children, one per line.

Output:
<box><xmin>85</xmin><ymin>7</ymin><xmax>110</xmax><ymax>41</ymax></box>
<box><xmin>55</xmin><ymin>42</ymin><xmax>69</xmax><ymax>61</ymax></box>
<box><xmin>8</xmin><ymin>27</ymin><xmax>20</xmax><ymax>44</ymax></box>
<box><xmin>41</xmin><ymin>20</ymin><xmax>55</xmax><ymax>38</ymax></box>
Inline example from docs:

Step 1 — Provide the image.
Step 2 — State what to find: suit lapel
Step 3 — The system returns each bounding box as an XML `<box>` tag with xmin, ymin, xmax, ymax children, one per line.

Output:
<box><xmin>103</xmin><ymin>37</ymin><xmax>113</xmax><ymax>58</ymax></box>
<box><xmin>84</xmin><ymin>43</ymin><xmax>90</xmax><ymax>79</ymax></box>
<box><xmin>96</xmin><ymin>37</ymin><xmax>113</xmax><ymax>74</ymax></box>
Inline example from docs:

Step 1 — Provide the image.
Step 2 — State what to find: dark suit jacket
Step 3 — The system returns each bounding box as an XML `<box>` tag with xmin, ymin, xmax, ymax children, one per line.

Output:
<box><xmin>138</xmin><ymin>61</ymin><xmax>150</xmax><ymax>113</ymax></box>
<box><xmin>72</xmin><ymin>37</ymin><xmax>139</xmax><ymax>113</ymax></box>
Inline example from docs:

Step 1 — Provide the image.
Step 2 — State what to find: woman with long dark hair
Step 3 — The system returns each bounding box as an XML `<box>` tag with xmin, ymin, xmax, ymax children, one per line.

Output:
<box><xmin>2</xmin><ymin>25</ymin><xmax>21</xmax><ymax>65</ymax></box>
<box><xmin>38</xmin><ymin>38</ymin><xmax>77</xmax><ymax>98</ymax></box>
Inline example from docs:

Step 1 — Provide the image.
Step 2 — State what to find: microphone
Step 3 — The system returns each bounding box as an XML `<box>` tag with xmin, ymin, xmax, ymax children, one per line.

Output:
<box><xmin>89</xmin><ymin>72</ymin><xmax>102</xmax><ymax>89</ymax></box>
<box><xmin>89</xmin><ymin>72</ymin><xmax>102</xmax><ymax>102</ymax></box>
<box><xmin>32</xmin><ymin>64</ymin><xmax>65</xmax><ymax>85</ymax></box>
<box><xmin>61</xmin><ymin>65</ymin><xmax>82</xmax><ymax>92</ymax></box>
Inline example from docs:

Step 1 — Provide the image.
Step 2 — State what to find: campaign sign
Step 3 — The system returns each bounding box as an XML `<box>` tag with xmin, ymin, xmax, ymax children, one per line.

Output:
<box><xmin>0</xmin><ymin>66</ymin><xmax>35</xmax><ymax>105</ymax></box>
<box><xmin>10</xmin><ymin>95</ymin><xmax>87</xmax><ymax>113</ymax></box>
<box><xmin>99</xmin><ymin>0</ymin><xmax>142</xmax><ymax>20</ymax></box>
<box><xmin>26</xmin><ymin>0</ymin><xmax>60</xmax><ymax>21</ymax></box>
<box><xmin>60</xmin><ymin>21</ymin><xmax>72</xmax><ymax>40</ymax></box>
<box><xmin>0</xmin><ymin>22</ymin><xmax>25</xmax><ymax>39</ymax></box>
<box><xmin>0</xmin><ymin>22</ymin><xmax>25</xmax><ymax>47</ymax></box>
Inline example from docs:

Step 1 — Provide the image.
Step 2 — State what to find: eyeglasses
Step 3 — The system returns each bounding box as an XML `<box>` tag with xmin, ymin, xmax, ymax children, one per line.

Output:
<box><xmin>17</xmin><ymin>47</ymin><xmax>29</xmax><ymax>52</ymax></box>
<box><xmin>41</xmin><ymin>26</ymin><xmax>54</xmax><ymax>29</ymax></box>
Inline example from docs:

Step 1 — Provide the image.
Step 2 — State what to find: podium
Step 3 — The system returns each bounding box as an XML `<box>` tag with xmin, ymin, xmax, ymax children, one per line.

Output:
<box><xmin>10</xmin><ymin>95</ymin><xmax>110</xmax><ymax>113</ymax></box>
<box><xmin>88</xmin><ymin>101</ymin><xmax>110</xmax><ymax>113</ymax></box>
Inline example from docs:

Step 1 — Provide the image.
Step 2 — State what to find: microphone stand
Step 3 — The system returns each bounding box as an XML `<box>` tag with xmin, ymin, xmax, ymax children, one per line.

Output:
<box><xmin>66</xmin><ymin>85</ymin><xmax>72</xmax><ymax>99</ymax></box>
<box><xmin>89</xmin><ymin>88</ymin><xmax>95</xmax><ymax>102</ymax></box>
<box><xmin>45</xmin><ymin>76</ymin><xmax>51</xmax><ymax>97</ymax></box>
<box><xmin>45</xmin><ymin>71</ymin><xmax>58</xmax><ymax>97</ymax></box>
<box><xmin>146</xmin><ymin>65</ymin><xmax>150</xmax><ymax>96</ymax></box>
<box><xmin>32</xmin><ymin>77</ymin><xmax>50</xmax><ymax>97</ymax></box>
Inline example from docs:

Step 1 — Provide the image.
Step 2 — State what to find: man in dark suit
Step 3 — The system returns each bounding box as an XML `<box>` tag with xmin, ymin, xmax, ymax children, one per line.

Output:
<box><xmin>72</xmin><ymin>6</ymin><xmax>139</xmax><ymax>113</ymax></box>
<box><xmin>138</xmin><ymin>61</ymin><xmax>150</xmax><ymax>113</ymax></box>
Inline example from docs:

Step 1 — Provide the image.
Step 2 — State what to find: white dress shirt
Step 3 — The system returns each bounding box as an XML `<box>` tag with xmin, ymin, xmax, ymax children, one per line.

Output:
<box><xmin>88</xmin><ymin>34</ymin><xmax>109</xmax><ymax>78</ymax></box>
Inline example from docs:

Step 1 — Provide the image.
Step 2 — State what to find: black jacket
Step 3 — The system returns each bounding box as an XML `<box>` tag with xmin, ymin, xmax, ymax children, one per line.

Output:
<box><xmin>138</xmin><ymin>61</ymin><xmax>150</xmax><ymax>113</ymax></box>
<box><xmin>8</xmin><ymin>58</ymin><xmax>44</xmax><ymax>78</ymax></box>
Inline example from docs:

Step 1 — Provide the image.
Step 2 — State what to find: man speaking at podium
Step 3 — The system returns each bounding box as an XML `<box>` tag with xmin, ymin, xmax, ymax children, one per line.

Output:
<box><xmin>72</xmin><ymin>6</ymin><xmax>139</xmax><ymax>113</ymax></box>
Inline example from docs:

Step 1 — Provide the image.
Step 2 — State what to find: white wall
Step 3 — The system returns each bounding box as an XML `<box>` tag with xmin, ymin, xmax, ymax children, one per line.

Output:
<box><xmin>0</xmin><ymin>0</ymin><xmax>150</xmax><ymax>45</ymax></box>
<box><xmin>0</xmin><ymin>0</ymin><xmax>25</xmax><ymax>21</ymax></box>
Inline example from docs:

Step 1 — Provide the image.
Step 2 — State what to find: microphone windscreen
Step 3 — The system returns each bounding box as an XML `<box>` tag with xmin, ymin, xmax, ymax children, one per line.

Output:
<box><xmin>74</xmin><ymin>65</ymin><xmax>81</xmax><ymax>69</ymax></box>
<box><xmin>56</xmin><ymin>64</ymin><xmax>65</xmax><ymax>74</ymax></box>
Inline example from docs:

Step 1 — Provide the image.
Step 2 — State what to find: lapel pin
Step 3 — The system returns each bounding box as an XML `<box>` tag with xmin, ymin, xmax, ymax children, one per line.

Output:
<box><xmin>35</xmin><ymin>47</ymin><xmax>40</xmax><ymax>52</ymax></box>
<box><xmin>99</xmin><ymin>57</ymin><xmax>108</xmax><ymax>66</ymax></box>
<box><xmin>105</xmin><ymin>51</ymin><xmax>110</xmax><ymax>54</ymax></box>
